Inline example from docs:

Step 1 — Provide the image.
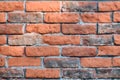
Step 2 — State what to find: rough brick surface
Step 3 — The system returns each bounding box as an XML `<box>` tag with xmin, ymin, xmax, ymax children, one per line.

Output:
<box><xmin>62</xmin><ymin>47</ymin><xmax>96</xmax><ymax>57</ymax></box>
<box><xmin>8</xmin><ymin>33</ymin><xmax>42</xmax><ymax>46</ymax></box>
<box><xmin>26</xmin><ymin>69</ymin><xmax>60</xmax><ymax>78</ymax></box>
<box><xmin>0</xmin><ymin>2</ymin><xmax>23</xmax><ymax>11</ymax></box>
<box><xmin>1</xmin><ymin>1</ymin><xmax>120</xmax><ymax>79</ymax></box>
<box><xmin>44</xmin><ymin>58</ymin><xmax>79</xmax><ymax>68</ymax></box>
<box><xmin>8</xmin><ymin>57</ymin><xmax>41</xmax><ymax>66</ymax></box>
<box><xmin>26</xmin><ymin>24</ymin><xmax>60</xmax><ymax>34</ymax></box>
<box><xmin>0</xmin><ymin>36</ymin><xmax>6</xmax><ymax>45</ymax></box>
<box><xmin>80</xmin><ymin>58</ymin><xmax>112</xmax><ymax>68</ymax></box>
<box><xmin>44</xmin><ymin>13</ymin><xmax>79</xmax><ymax>23</ymax></box>
<box><xmin>0</xmin><ymin>13</ymin><xmax>6</xmax><ymax>22</ymax></box>
<box><xmin>81</xmin><ymin>12</ymin><xmax>111</xmax><ymax>23</ymax></box>
<box><xmin>62</xmin><ymin>24</ymin><xmax>96</xmax><ymax>34</ymax></box>
<box><xmin>43</xmin><ymin>35</ymin><xmax>80</xmax><ymax>45</ymax></box>
<box><xmin>26</xmin><ymin>46</ymin><xmax>59</xmax><ymax>56</ymax></box>
<box><xmin>0</xmin><ymin>24</ymin><xmax>23</xmax><ymax>34</ymax></box>
<box><xmin>26</xmin><ymin>2</ymin><xmax>60</xmax><ymax>12</ymax></box>
<box><xmin>8</xmin><ymin>12</ymin><xmax>43</xmax><ymax>23</ymax></box>
<box><xmin>0</xmin><ymin>46</ymin><xmax>24</xmax><ymax>56</ymax></box>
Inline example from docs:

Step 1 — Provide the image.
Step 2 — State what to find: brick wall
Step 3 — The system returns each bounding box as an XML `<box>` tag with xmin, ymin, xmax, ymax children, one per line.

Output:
<box><xmin>0</xmin><ymin>0</ymin><xmax>120</xmax><ymax>80</ymax></box>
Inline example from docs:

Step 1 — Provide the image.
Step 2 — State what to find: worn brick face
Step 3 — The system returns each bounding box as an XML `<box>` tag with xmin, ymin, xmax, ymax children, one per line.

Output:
<box><xmin>62</xmin><ymin>1</ymin><xmax>97</xmax><ymax>12</ymax></box>
<box><xmin>98</xmin><ymin>23</ymin><xmax>120</xmax><ymax>34</ymax></box>
<box><xmin>81</xmin><ymin>35</ymin><xmax>113</xmax><ymax>46</ymax></box>
<box><xmin>0</xmin><ymin>68</ymin><xmax>23</xmax><ymax>78</ymax></box>
<box><xmin>8</xmin><ymin>33</ymin><xmax>42</xmax><ymax>46</ymax></box>
<box><xmin>44</xmin><ymin>58</ymin><xmax>79</xmax><ymax>68</ymax></box>
<box><xmin>8</xmin><ymin>12</ymin><xmax>43</xmax><ymax>23</ymax></box>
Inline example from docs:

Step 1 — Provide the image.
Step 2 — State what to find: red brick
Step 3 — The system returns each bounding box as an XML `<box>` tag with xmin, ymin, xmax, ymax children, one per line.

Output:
<box><xmin>26</xmin><ymin>46</ymin><xmax>59</xmax><ymax>56</ymax></box>
<box><xmin>26</xmin><ymin>69</ymin><xmax>60</xmax><ymax>78</ymax></box>
<box><xmin>0</xmin><ymin>46</ymin><xmax>24</xmax><ymax>56</ymax></box>
<box><xmin>8</xmin><ymin>12</ymin><xmax>43</xmax><ymax>23</ymax></box>
<box><xmin>80</xmin><ymin>58</ymin><xmax>112</xmax><ymax>68</ymax></box>
<box><xmin>114</xmin><ymin>12</ymin><xmax>120</xmax><ymax>22</ymax></box>
<box><xmin>43</xmin><ymin>35</ymin><xmax>80</xmax><ymax>45</ymax></box>
<box><xmin>113</xmin><ymin>58</ymin><xmax>120</xmax><ymax>67</ymax></box>
<box><xmin>0</xmin><ymin>13</ymin><xmax>6</xmax><ymax>22</ymax></box>
<box><xmin>0</xmin><ymin>36</ymin><xmax>6</xmax><ymax>45</ymax></box>
<box><xmin>0</xmin><ymin>24</ymin><xmax>23</xmax><ymax>34</ymax></box>
<box><xmin>26</xmin><ymin>1</ymin><xmax>60</xmax><ymax>12</ymax></box>
<box><xmin>44</xmin><ymin>13</ymin><xmax>79</xmax><ymax>23</ymax></box>
<box><xmin>114</xmin><ymin>35</ymin><xmax>120</xmax><ymax>45</ymax></box>
<box><xmin>8</xmin><ymin>57</ymin><xmax>41</xmax><ymax>67</ymax></box>
<box><xmin>0</xmin><ymin>2</ymin><xmax>23</xmax><ymax>11</ymax></box>
<box><xmin>99</xmin><ymin>2</ymin><xmax>120</xmax><ymax>11</ymax></box>
<box><xmin>0</xmin><ymin>58</ymin><xmax>5</xmax><ymax>66</ymax></box>
<box><xmin>62</xmin><ymin>24</ymin><xmax>96</xmax><ymax>34</ymax></box>
<box><xmin>62</xmin><ymin>1</ymin><xmax>97</xmax><ymax>12</ymax></box>
<box><xmin>81</xmin><ymin>12</ymin><xmax>111</xmax><ymax>23</ymax></box>
<box><xmin>26</xmin><ymin>24</ymin><xmax>60</xmax><ymax>34</ymax></box>
<box><xmin>98</xmin><ymin>46</ymin><xmax>120</xmax><ymax>56</ymax></box>
<box><xmin>62</xmin><ymin>47</ymin><xmax>96</xmax><ymax>57</ymax></box>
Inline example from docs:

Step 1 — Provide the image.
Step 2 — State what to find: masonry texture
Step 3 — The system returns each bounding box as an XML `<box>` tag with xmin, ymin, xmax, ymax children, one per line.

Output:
<box><xmin>0</xmin><ymin>0</ymin><xmax>120</xmax><ymax>80</ymax></box>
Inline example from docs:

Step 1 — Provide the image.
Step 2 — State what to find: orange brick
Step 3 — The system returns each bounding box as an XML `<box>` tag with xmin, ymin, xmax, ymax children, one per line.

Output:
<box><xmin>0</xmin><ymin>46</ymin><xmax>24</xmax><ymax>56</ymax></box>
<box><xmin>0</xmin><ymin>13</ymin><xmax>6</xmax><ymax>22</ymax></box>
<box><xmin>43</xmin><ymin>35</ymin><xmax>80</xmax><ymax>45</ymax></box>
<box><xmin>0</xmin><ymin>36</ymin><xmax>6</xmax><ymax>45</ymax></box>
<box><xmin>81</xmin><ymin>12</ymin><xmax>111</xmax><ymax>23</ymax></box>
<box><xmin>113</xmin><ymin>58</ymin><xmax>120</xmax><ymax>67</ymax></box>
<box><xmin>80</xmin><ymin>58</ymin><xmax>112</xmax><ymax>68</ymax></box>
<box><xmin>26</xmin><ymin>46</ymin><xmax>59</xmax><ymax>57</ymax></box>
<box><xmin>26</xmin><ymin>69</ymin><xmax>60</xmax><ymax>78</ymax></box>
<box><xmin>62</xmin><ymin>47</ymin><xmax>96</xmax><ymax>57</ymax></box>
<box><xmin>44</xmin><ymin>13</ymin><xmax>79</xmax><ymax>23</ymax></box>
<box><xmin>26</xmin><ymin>24</ymin><xmax>60</xmax><ymax>34</ymax></box>
<box><xmin>98</xmin><ymin>46</ymin><xmax>120</xmax><ymax>56</ymax></box>
<box><xmin>8</xmin><ymin>57</ymin><xmax>41</xmax><ymax>66</ymax></box>
<box><xmin>114</xmin><ymin>12</ymin><xmax>120</xmax><ymax>22</ymax></box>
<box><xmin>114</xmin><ymin>35</ymin><xmax>120</xmax><ymax>45</ymax></box>
<box><xmin>0</xmin><ymin>24</ymin><xmax>23</xmax><ymax>34</ymax></box>
<box><xmin>0</xmin><ymin>58</ymin><xmax>5</xmax><ymax>66</ymax></box>
<box><xmin>62</xmin><ymin>24</ymin><xmax>96</xmax><ymax>34</ymax></box>
<box><xmin>26</xmin><ymin>1</ymin><xmax>60</xmax><ymax>12</ymax></box>
<box><xmin>0</xmin><ymin>2</ymin><xmax>23</xmax><ymax>11</ymax></box>
<box><xmin>99</xmin><ymin>2</ymin><xmax>120</xmax><ymax>11</ymax></box>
